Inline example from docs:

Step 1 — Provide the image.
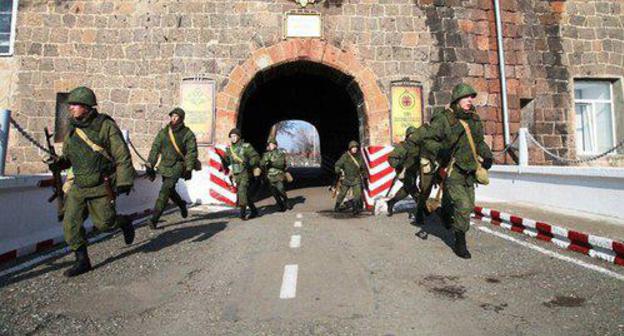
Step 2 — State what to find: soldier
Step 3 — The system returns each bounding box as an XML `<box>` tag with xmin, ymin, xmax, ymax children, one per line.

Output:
<box><xmin>47</xmin><ymin>86</ymin><xmax>136</xmax><ymax>277</ymax></box>
<box><xmin>146</xmin><ymin>107</ymin><xmax>198</xmax><ymax>229</ymax></box>
<box><xmin>261</xmin><ymin>137</ymin><xmax>292</xmax><ymax>212</ymax></box>
<box><xmin>334</xmin><ymin>141</ymin><xmax>368</xmax><ymax>216</ymax></box>
<box><xmin>386</xmin><ymin>126</ymin><xmax>422</xmax><ymax>217</ymax></box>
<box><xmin>221</xmin><ymin>128</ymin><xmax>261</xmax><ymax>220</ymax></box>
<box><xmin>410</xmin><ymin>123</ymin><xmax>438</xmax><ymax>226</ymax></box>
<box><xmin>424</xmin><ymin>83</ymin><xmax>493</xmax><ymax>259</ymax></box>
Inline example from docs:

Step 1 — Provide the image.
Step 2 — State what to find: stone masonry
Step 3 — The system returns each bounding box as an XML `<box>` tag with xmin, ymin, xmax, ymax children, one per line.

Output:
<box><xmin>0</xmin><ymin>0</ymin><xmax>623</xmax><ymax>174</ymax></box>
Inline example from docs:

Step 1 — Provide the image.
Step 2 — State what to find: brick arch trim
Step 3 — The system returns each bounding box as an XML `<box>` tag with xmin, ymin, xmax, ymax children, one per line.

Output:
<box><xmin>214</xmin><ymin>38</ymin><xmax>390</xmax><ymax>144</ymax></box>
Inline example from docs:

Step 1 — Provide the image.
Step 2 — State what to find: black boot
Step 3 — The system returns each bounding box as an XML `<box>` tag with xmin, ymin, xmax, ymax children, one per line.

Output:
<box><xmin>412</xmin><ymin>209</ymin><xmax>425</xmax><ymax>226</ymax></box>
<box><xmin>64</xmin><ymin>246</ymin><xmax>92</xmax><ymax>278</ymax></box>
<box><xmin>248</xmin><ymin>204</ymin><xmax>259</xmax><ymax>219</ymax></box>
<box><xmin>285</xmin><ymin>197</ymin><xmax>293</xmax><ymax>210</ymax></box>
<box><xmin>352</xmin><ymin>201</ymin><xmax>362</xmax><ymax>216</ymax></box>
<box><xmin>118</xmin><ymin>215</ymin><xmax>135</xmax><ymax>245</ymax></box>
<box><xmin>453</xmin><ymin>231</ymin><xmax>471</xmax><ymax>259</ymax></box>
<box><xmin>179</xmin><ymin>202</ymin><xmax>188</xmax><ymax>218</ymax></box>
<box><xmin>149</xmin><ymin>217</ymin><xmax>158</xmax><ymax>230</ymax></box>
<box><xmin>239</xmin><ymin>206</ymin><xmax>248</xmax><ymax>221</ymax></box>
<box><xmin>334</xmin><ymin>202</ymin><xmax>342</xmax><ymax>212</ymax></box>
<box><xmin>386</xmin><ymin>199</ymin><xmax>396</xmax><ymax>217</ymax></box>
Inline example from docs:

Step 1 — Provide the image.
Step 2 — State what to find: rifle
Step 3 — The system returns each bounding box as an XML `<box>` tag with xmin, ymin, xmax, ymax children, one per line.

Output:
<box><xmin>40</xmin><ymin>127</ymin><xmax>65</xmax><ymax>222</ymax></box>
<box><xmin>330</xmin><ymin>172</ymin><xmax>342</xmax><ymax>199</ymax></box>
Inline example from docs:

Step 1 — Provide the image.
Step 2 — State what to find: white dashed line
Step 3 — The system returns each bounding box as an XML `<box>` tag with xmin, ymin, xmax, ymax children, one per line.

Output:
<box><xmin>279</xmin><ymin>264</ymin><xmax>299</xmax><ymax>299</ymax></box>
<box><xmin>294</xmin><ymin>221</ymin><xmax>302</xmax><ymax>227</ymax></box>
<box><xmin>296</xmin><ymin>213</ymin><xmax>303</xmax><ymax>219</ymax></box>
<box><xmin>289</xmin><ymin>235</ymin><xmax>301</xmax><ymax>248</ymax></box>
<box><xmin>477</xmin><ymin>226</ymin><xmax>624</xmax><ymax>282</ymax></box>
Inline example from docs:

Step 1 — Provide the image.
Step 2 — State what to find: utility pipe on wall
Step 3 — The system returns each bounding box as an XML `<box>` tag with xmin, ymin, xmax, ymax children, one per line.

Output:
<box><xmin>0</xmin><ymin>110</ymin><xmax>11</xmax><ymax>176</ymax></box>
<box><xmin>493</xmin><ymin>0</ymin><xmax>511</xmax><ymax>147</ymax></box>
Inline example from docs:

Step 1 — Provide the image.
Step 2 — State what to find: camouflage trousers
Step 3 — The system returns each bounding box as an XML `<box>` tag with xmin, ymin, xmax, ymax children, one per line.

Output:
<box><xmin>336</xmin><ymin>182</ymin><xmax>363</xmax><ymax>208</ymax></box>
<box><xmin>63</xmin><ymin>185</ymin><xmax>123</xmax><ymax>251</ymax></box>
<box><xmin>440</xmin><ymin>169</ymin><xmax>475</xmax><ymax>233</ymax></box>
<box><xmin>151</xmin><ymin>175</ymin><xmax>186</xmax><ymax>222</ymax></box>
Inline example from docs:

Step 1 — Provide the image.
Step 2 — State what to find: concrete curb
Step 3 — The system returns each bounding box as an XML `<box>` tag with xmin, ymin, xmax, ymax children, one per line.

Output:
<box><xmin>0</xmin><ymin>209</ymin><xmax>153</xmax><ymax>265</ymax></box>
<box><xmin>473</xmin><ymin>207</ymin><xmax>624</xmax><ymax>267</ymax></box>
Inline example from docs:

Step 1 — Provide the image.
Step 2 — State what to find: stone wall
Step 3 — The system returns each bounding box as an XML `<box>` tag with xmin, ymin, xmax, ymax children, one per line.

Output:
<box><xmin>0</xmin><ymin>0</ymin><xmax>623</xmax><ymax>174</ymax></box>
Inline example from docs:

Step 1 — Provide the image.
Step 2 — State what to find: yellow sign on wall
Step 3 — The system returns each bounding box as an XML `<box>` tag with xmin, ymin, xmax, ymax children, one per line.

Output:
<box><xmin>180</xmin><ymin>78</ymin><xmax>215</xmax><ymax>144</ymax></box>
<box><xmin>390</xmin><ymin>82</ymin><xmax>423</xmax><ymax>144</ymax></box>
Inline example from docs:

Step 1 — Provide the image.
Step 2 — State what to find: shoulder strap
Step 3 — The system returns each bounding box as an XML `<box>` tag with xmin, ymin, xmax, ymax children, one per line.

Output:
<box><xmin>229</xmin><ymin>145</ymin><xmax>244</xmax><ymax>164</ymax></box>
<box><xmin>74</xmin><ymin>128</ymin><xmax>113</xmax><ymax>162</ymax></box>
<box><xmin>348</xmin><ymin>152</ymin><xmax>361</xmax><ymax>168</ymax></box>
<box><xmin>458</xmin><ymin>120</ymin><xmax>480</xmax><ymax>164</ymax></box>
<box><xmin>168</xmin><ymin>127</ymin><xmax>184</xmax><ymax>158</ymax></box>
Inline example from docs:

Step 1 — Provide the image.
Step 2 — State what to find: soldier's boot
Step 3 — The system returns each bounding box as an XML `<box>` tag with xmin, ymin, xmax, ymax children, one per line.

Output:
<box><xmin>453</xmin><ymin>231</ymin><xmax>471</xmax><ymax>259</ymax></box>
<box><xmin>352</xmin><ymin>201</ymin><xmax>362</xmax><ymax>216</ymax></box>
<box><xmin>64</xmin><ymin>246</ymin><xmax>92</xmax><ymax>278</ymax></box>
<box><xmin>282</xmin><ymin>194</ymin><xmax>293</xmax><ymax>210</ymax></box>
<box><xmin>239</xmin><ymin>206</ymin><xmax>248</xmax><ymax>221</ymax></box>
<box><xmin>334</xmin><ymin>202</ymin><xmax>343</xmax><ymax>212</ymax></box>
<box><xmin>248</xmin><ymin>204</ymin><xmax>259</xmax><ymax>219</ymax></box>
<box><xmin>150</xmin><ymin>207</ymin><xmax>164</xmax><ymax>230</ymax></box>
<box><xmin>386</xmin><ymin>199</ymin><xmax>397</xmax><ymax>217</ymax></box>
<box><xmin>278</xmin><ymin>200</ymin><xmax>287</xmax><ymax>212</ymax></box>
<box><xmin>118</xmin><ymin>215</ymin><xmax>135</xmax><ymax>245</ymax></box>
<box><xmin>179</xmin><ymin>202</ymin><xmax>188</xmax><ymax>218</ymax></box>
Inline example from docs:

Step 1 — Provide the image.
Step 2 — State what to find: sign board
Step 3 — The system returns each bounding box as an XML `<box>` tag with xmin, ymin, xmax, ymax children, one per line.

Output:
<box><xmin>390</xmin><ymin>81</ymin><xmax>424</xmax><ymax>144</ymax></box>
<box><xmin>284</xmin><ymin>12</ymin><xmax>322</xmax><ymax>38</ymax></box>
<box><xmin>180</xmin><ymin>78</ymin><xmax>216</xmax><ymax>144</ymax></box>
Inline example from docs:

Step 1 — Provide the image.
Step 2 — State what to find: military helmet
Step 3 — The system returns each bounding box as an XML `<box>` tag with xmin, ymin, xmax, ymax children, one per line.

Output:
<box><xmin>451</xmin><ymin>83</ymin><xmax>477</xmax><ymax>103</ymax></box>
<box><xmin>267</xmin><ymin>136</ymin><xmax>277</xmax><ymax>145</ymax></box>
<box><xmin>169</xmin><ymin>107</ymin><xmax>185</xmax><ymax>119</ymax></box>
<box><xmin>67</xmin><ymin>86</ymin><xmax>97</xmax><ymax>107</ymax></box>
<box><xmin>405</xmin><ymin>126</ymin><xmax>418</xmax><ymax>137</ymax></box>
<box><xmin>229</xmin><ymin>128</ymin><xmax>242</xmax><ymax>137</ymax></box>
<box><xmin>348</xmin><ymin>140</ymin><xmax>359</xmax><ymax>149</ymax></box>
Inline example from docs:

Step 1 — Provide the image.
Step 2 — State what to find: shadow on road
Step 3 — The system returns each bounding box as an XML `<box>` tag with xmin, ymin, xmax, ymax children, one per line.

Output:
<box><xmin>94</xmin><ymin>221</ymin><xmax>228</xmax><ymax>270</ymax></box>
<box><xmin>414</xmin><ymin>214</ymin><xmax>455</xmax><ymax>249</ymax></box>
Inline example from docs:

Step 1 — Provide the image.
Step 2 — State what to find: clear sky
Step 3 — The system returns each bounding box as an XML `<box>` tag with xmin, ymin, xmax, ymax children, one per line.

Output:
<box><xmin>275</xmin><ymin>120</ymin><xmax>320</xmax><ymax>154</ymax></box>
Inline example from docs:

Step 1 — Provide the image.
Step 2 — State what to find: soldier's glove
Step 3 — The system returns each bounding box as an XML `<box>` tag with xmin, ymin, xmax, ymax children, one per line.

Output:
<box><xmin>117</xmin><ymin>185</ymin><xmax>132</xmax><ymax>196</ymax></box>
<box><xmin>482</xmin><ymin>157</ymin><xmax>493</xmax><ymax>170</ymax></box>
<box><xmin>183</xmin><ymin>170</ymin><xmax>192</xmax><ymax>180</ymax></box>
<box><xmin>45</xmin><ymin>157</ymin><xmax>64</xmax><ymax>172</ymax></box>
<box><xmin>146</xmin><ymin>167</ymin><xmax>156</xmax><ymax>182</ymax></box>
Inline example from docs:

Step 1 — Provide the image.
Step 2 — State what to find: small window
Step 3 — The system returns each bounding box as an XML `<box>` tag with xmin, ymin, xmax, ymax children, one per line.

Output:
<box><xmin>0</xmin><ymin>0</ymin><xmax>17</xmax><ymax>56</ymax></box>
<box><xmin>574</xmin><ymin>80</ymin><xmax>616</xmax><ymax>155</ymax></box>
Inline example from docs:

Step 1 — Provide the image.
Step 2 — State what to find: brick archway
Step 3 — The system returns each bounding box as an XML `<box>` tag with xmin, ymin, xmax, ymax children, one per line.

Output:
<box><xmin>214</xmin><ymin>39</ymin><xmax>389</xmax><ymax>145</ymax></box>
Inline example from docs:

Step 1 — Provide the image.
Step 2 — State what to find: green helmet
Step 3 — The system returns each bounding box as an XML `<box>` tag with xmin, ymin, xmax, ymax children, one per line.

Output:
<box><xmin>405</xmin><ymin>126</ymin><xmax>418</xmax><ymax>137</ymax></box>
<box><xmin>267</xmin><ymin>136</ymin><xmax>277</xmax><ymax>145</ymax></box>
<box><xmin>451</xmin><ymin>83</ymin><xmax>477</xmax><ymax>103</ymax></box>
<box><xmin>348</xmin><ymin>140</ymin><xmax>359</xmax><ymax>149</ymax></box>
<box><xmin>169</xmin><ymin>107</ymin><xmax>185</xmax><ymax>119</ymax></box>
<box><xmin>67</xmin><ymin>86</ymin><xmax>97</xmax><ymax>107</ymax></box>
<box><xmin>229</xmin><ymin>128</ymin><xmax>241</xmax><ymax>137</ymax></box>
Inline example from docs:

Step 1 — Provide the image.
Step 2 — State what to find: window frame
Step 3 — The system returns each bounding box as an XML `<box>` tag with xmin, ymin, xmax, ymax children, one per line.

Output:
<box><xmin>573</xmin><ymin>80</ymin><xmax>617</xmax><ymax>156</ymax></box>
<box><xmin>0</xmin><ymin>0</ymin><xmax>18</xmax><ymax>57</ymax></box>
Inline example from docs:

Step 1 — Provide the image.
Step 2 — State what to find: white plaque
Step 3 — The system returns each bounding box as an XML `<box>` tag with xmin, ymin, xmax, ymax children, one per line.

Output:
<box><xmin>285</xmin><ymin>13</ymin><xmax>322</xmax><ymax>38</ymax></box>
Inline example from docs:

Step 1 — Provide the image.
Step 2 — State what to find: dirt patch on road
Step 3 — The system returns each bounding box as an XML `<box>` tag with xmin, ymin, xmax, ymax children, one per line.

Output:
<box><xmin>419</xmin><ymin>275</ymin><xmax>466</xmax><ymax>301</ymax></box>
<box><xmin>543</xmin><ymin>295</ymin><xmax>586</xmax><ymax>308</ymax></box>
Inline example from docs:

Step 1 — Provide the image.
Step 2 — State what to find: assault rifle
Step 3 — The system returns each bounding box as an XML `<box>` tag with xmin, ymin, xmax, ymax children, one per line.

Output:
<box><xmin>39</xmin><ymin>127</ymin><xmax>65</xmax><ymax>221</ymax></box>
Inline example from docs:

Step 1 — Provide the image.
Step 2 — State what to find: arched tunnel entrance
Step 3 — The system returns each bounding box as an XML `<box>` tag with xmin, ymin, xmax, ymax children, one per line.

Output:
<box><xmin>238</xmin><ymin>61</ymin><xmax>366</xmax><ymax>185</ymax></box>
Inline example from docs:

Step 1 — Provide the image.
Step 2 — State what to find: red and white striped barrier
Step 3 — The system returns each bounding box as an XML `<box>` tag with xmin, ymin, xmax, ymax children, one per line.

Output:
<box><xmin>362</xmin><ymin>146</ymin><xmax>396</xmax><ymax>209</ymax></box>
<box><xmin>474</xmin><ymin>207</ymin><xmax>624</xmax><ymax>267</ymax></box>
<box><xmin>207</xmin><ymin>146</ymin><xmax>237</xmax><ymax>207</ymax></box>
<box><xmin>0</xmin><ymin>209</ymin><xmax>153</xmax><ymax>265</ymax></box>
<box><xmin>206</xmin><ymin>145</ymin><xmax>400</xmax><ymax>210</ymax></box>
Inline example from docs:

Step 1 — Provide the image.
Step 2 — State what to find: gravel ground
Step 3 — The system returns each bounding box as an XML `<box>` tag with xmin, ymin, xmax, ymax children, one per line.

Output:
<box><xmin>1</xmin><ymin>187</ymin><xmax>623</xmax><ymax>335</ymax></box>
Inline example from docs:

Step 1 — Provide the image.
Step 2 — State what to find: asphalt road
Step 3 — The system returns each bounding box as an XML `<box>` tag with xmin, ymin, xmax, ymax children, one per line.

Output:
<box><xmin>1</xmin><ymin>186</ymin><xmax>623</xmax><ymax>335</ymax></box>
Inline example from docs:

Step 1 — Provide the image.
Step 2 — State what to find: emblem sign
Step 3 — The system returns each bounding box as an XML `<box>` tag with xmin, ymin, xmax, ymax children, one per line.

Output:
<box><xmin>291</xmin><ymin>0</ymin><xmax>325</xmax><ymax>8</ymax></box>
<box><xmin>390</xmin><ymin>80</ymin><xmax>424</xmax><ymax>144</ymax></box>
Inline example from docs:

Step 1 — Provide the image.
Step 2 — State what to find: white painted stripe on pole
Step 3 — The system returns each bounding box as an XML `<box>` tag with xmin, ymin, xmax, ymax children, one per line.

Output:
<box><xmin>477</xmin><ymin>226</ymin><xmax>624</xmax><ymax>282</ymax></box>
<box><xmin>289</xmin><ymin>235</ymin><xmax>301</xmax><ymax>248</ymax></box>
<box><xmin>294</xmin><ymin>221</ymin><xmax>302</xmax><ymax>227</ymax></box>
<box><xmin>296</xmin><ymin>213</ymin><xmax>303</xmax><ymax>219</ymax></box>
<box><xmin>279</xmin><ymin>264</ymin><xmax>299</xmax><ymax>299</ymax></box>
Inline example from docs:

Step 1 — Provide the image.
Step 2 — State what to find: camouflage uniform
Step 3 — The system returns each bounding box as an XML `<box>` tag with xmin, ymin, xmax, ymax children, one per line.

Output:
<box><xmin>424</xmin><ymin>84</ymin><xmax>493</xmax><ymax>258</ymax></box>
<box><xmin>222</xmin><ymin>128</ymin><xmax>260</xmax><ymax>220</ymax></box>
<box><xmin>386</xmin><ymin>126</ymin><xmax>422</xmax><ymax>217</ymax></box>
<box><xmin>334</xmin><ymin>141</ymin><xmax>368</xmax><ymax>215</ymax></box>
<box><xmin>261</xmin><ymin>138</ymin><xmax>291</xmax><ymax>212</ymax></box>
<box><xmin>147</xmin><ymin>108</ymin><xmax>198</xmax><ymax>228</ymax></box>
<box><xmin>50</xmin><ymin>86</ymin><xmax>136</xmax><ymax>277</ymax></box>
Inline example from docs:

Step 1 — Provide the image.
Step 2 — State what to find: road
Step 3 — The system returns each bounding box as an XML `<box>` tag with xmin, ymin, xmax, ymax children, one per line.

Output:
<box><xmin>1</xmin><ymin>186</ymin><xmax>623</xmax><ymax>335</ymax></box>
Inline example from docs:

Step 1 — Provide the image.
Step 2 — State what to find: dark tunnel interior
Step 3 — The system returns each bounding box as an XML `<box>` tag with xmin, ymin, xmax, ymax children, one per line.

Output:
<box><xmin>238</xmin><ymin>61</ymin><xmax>366</xmax><ymax>182</ymax></box>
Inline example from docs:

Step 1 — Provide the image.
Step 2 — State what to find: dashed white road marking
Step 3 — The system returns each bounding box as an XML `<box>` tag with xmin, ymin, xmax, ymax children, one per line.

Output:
<box><xmin>296</xmin><ymin>213</ymin><xmax>303</xmax><ymax>219</ymax></box>
<box><xmin>279</xmin><ymin>264</ymin><xmax>299</xmax><ymax>299</ymax></box>
<box><xmin>477</xmin><ymin>225</ymin><xmax>624</xmax><ymax>282</ymax></box>
<box><xmin>289</xmin><ymin>235</ymin><xmax>301</xmax><ymax>248</ymax></box>
<box><xmin>294</xmin><ymin>221</ymin><xmax>302</xmax><ymax>228</ymax></box>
